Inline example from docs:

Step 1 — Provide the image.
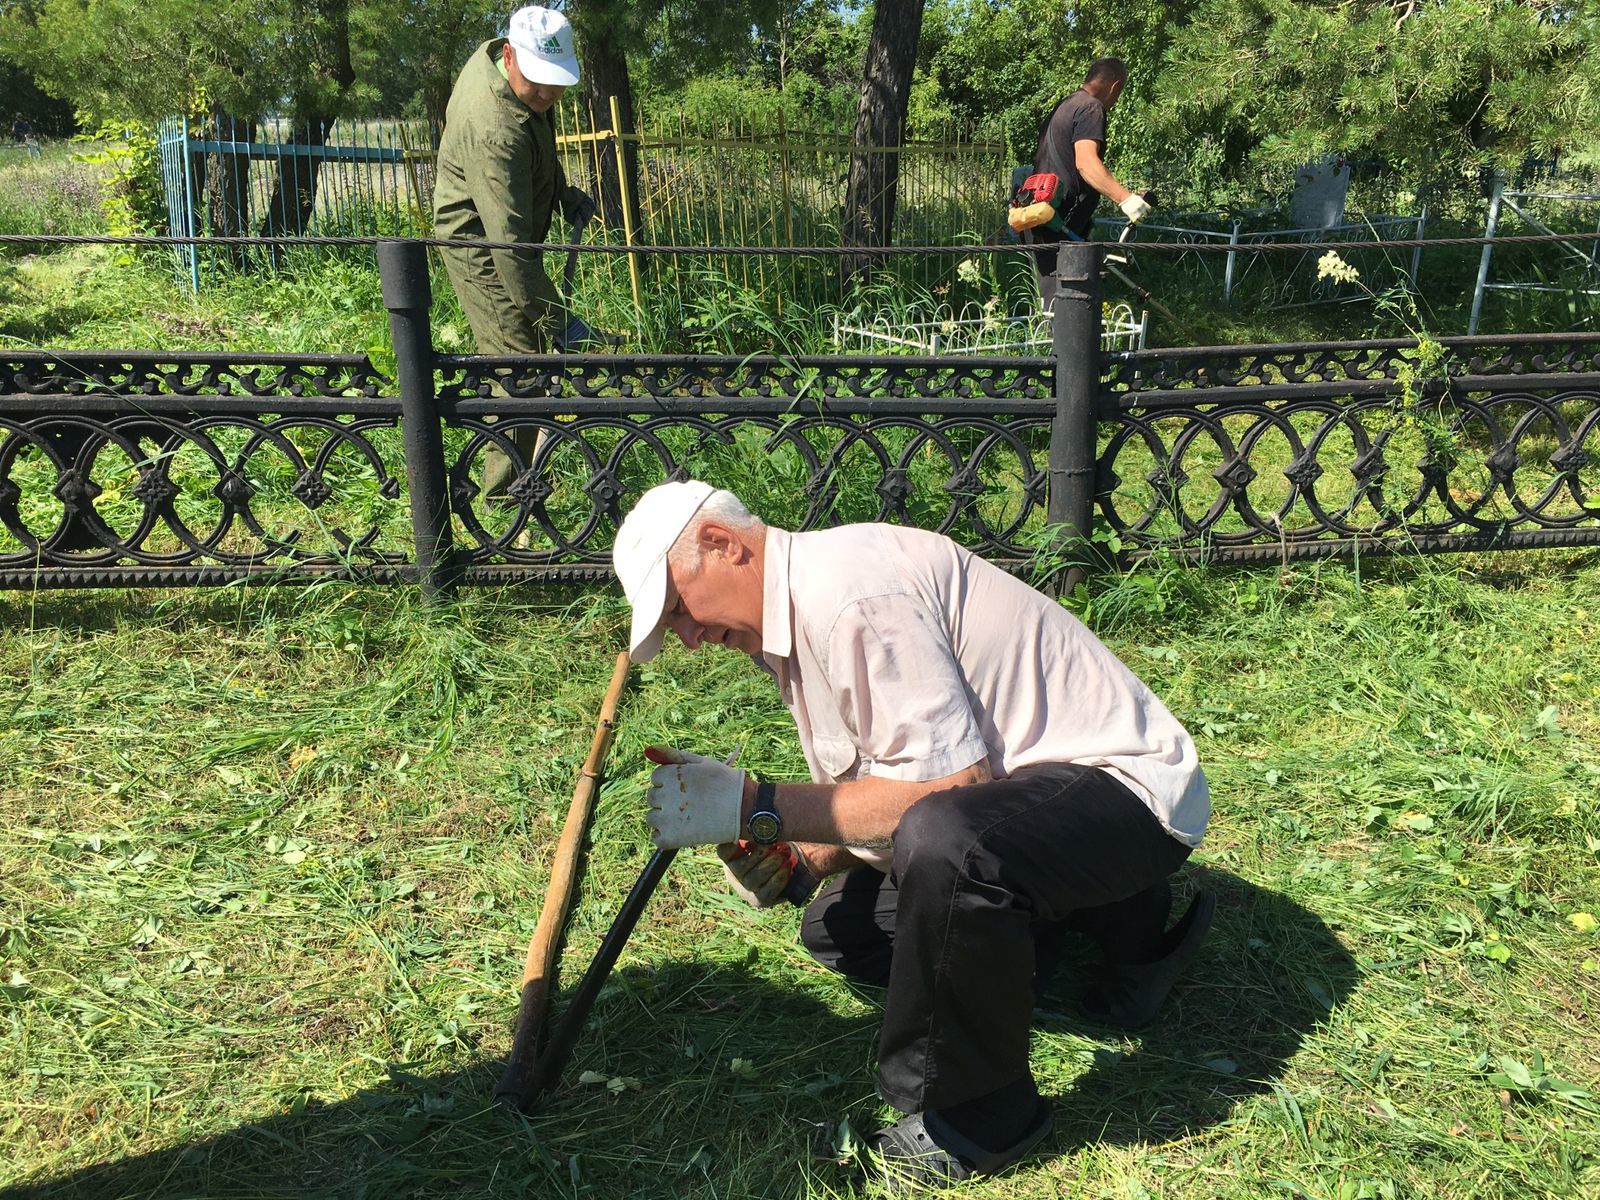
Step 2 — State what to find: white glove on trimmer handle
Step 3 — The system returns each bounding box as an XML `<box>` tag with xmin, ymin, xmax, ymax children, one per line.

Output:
<box><xmin>645</xmin><ymin>745</ymin><xmax>745</xmax><ymax>849</ymax></box>
<box><xmin>1119</xmin><ymin>193</ymin><xmax>1152</xmax><ymax>224</ymax></box>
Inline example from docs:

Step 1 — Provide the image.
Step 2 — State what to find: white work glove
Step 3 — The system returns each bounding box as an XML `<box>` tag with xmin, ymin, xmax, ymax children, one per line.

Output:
<box><xmin>1119</xmin><ymin>193</ymin><xmax>1152</xmax><ymax>224</ymax></box>
<box><xmin>644</xmin><ymin>745</ymin><xmax>745</xmax><ymax>849</ymax></box>
<box><xmin>717</xmin><ymin>842</ymin><xmax>793</xmax><ymax>908</ymax></box>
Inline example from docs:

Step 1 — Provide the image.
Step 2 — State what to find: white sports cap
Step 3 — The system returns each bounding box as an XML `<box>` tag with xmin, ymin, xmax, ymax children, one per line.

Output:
<box><xmin>507</xmin><ymin>6</ymin><xmax>581</xmax><ymax>88</ymax></box>
<box><xmin>613</xmin><ymin>480</ymin><xmax>714</xmax><ymax>662</ymax></box>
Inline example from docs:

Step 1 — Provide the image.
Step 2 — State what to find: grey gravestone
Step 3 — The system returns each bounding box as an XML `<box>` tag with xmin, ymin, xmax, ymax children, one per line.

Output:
<box><xmin>1290</xmin><ymin>156</ymin><xmax>1350</xmax><ymax>229</ymax></box>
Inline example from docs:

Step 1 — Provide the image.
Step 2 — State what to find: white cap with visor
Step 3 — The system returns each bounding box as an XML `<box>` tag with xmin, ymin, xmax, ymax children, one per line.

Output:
<box><xmin>507</xmin><ymin>6</ymin><xmax>581</xmax><ymax>87</ymax></box>
<box><xmin>612</xmin><ymin>480</ymin><xmax>714</xmax><ymax>662</ymax></box>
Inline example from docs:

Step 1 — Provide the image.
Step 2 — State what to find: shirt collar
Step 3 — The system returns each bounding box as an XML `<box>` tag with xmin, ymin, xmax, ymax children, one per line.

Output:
<box><xmin>760</xmin><ymin>526</ymin><xmax>794</xmax><ymax>661</ymax></box>
<box><xmin>485</xmin><ymin>39</ymin><xmax>532</xmax><ymax>122</ymax></box>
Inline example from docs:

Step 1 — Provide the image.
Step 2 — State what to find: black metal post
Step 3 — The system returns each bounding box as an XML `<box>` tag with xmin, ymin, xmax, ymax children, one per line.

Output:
<box><xmin>1047</xmin><ymin>239</ymin><xmax>1104</xmax><ymax>594</ymax></box>
<box><xmin>379</xmin><ymin>239</ymin><xmax>455</xmax><ymax>601</ymax></box>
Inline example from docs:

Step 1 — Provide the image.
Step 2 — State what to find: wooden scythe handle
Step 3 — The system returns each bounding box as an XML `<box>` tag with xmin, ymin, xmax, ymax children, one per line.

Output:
<box><xmin>494</xmin><ymin>650</ymin><xmax>630</xmax><ymax>1107</ymax></box>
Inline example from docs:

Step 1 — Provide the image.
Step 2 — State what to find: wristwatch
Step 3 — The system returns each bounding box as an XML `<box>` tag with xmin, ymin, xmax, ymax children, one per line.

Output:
<box><xmin>747</xmin><ymin>780</ymin><xmax>782</xmax><ymax>845</ymax></box>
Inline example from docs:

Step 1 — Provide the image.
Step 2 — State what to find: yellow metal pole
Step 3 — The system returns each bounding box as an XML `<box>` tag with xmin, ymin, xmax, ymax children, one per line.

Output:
<box><xmin>713</xmin><ymin>115</ymin><xmax>733</xmax><ymax>293</ymax></box>
<box><xmin>677</xmin><ymin>111</ymin><xmax>692</xmax><ymax>250</ymax></box>
<box><xmin>735</xmin><ymin>114</ymin><xmax>751</xmax><ymax>295</ymax></box>
<box><xmin>583</xmin><ymin>97</ymin><xmax>614</xmax><ymax>317</ymax></box>
<box><xmin>778</xmin><ymin>107</ymin><xmax>795</xmax><ymax>249</ymax></box>
<box><xmin>610</xmin><ymin>93</ymin><xmax>643</xmax><ymax>312</ymax></box>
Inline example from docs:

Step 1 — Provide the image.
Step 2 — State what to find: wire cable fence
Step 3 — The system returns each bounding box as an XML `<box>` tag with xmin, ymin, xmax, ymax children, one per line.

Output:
<box><xmin>133</xmin><ymin>104</ymin><xmax>1600</xmax><ymax>335</ymax></box>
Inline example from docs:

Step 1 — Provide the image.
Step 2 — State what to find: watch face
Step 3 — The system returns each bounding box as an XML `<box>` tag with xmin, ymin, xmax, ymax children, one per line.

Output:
<box><xmin>749</xmin><ymin>811</ymin><xmax>782</xmax><ymax>845</ymax></box>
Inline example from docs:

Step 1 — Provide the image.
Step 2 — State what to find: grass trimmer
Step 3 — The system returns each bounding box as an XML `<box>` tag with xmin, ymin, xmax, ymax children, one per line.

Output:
<box><xmin>494</xmin><ymin>683</ymin><xmax>686</xmax><ymax>1112</ymax></box>
<box><xmin>1102</xmin><ymin>216</ymin><xmax>1196</xmax><ymax>341</ymax></box>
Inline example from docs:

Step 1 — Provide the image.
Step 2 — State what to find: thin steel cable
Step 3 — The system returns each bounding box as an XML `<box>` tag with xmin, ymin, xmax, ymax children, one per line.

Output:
<box><xmin>3</xmin><ymin>231</ymin><xmax>1600</xmax><ymax>254</ymax></box>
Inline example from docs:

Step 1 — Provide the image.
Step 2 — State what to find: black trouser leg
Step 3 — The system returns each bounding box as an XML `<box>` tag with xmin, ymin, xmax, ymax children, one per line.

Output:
<box><xmin>800</xmin><ymin>763</ymin><xmax>1191</xmax><ymax>1114</ymax></box>
<box><xmin>801</xmin><ymin>866</ymin><xmax>897</xmax><ymax>986</ymax></box>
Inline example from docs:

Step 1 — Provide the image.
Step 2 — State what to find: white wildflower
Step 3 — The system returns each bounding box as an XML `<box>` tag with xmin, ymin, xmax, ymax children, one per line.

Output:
<box><xmin>956</xmin><ymin>257</ymin><xmax>983</xmax><ymax>286</ymax></box>
<box><xmin>1317</xmin><ymin>251</ymin><xmax>1360</xmax><ymax>285</ymax></box>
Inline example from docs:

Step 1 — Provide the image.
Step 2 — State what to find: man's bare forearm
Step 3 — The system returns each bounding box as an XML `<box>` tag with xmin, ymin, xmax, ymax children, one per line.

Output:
<box><xmin>1075</xmin><ymin>142</ymin><xmax>1132</xmax><ymax>205</ymax></box>
<box><xmin>741</xmin><ymin>760</ymin><xmax>992</xmax><ymax>847</ymax></box>
<box><xmin>789</xmin><ymin>842</ymin><xmax>866</xmax><ymax>879</ymax></box>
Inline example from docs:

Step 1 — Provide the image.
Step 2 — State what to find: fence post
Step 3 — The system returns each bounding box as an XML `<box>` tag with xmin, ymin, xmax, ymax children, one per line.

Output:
<box><xmin>1468</xmin><ymin>174</ymin><xmax>1505</xmax><ymax>336</ymax></box>
<box><xmin>1224</xmin><ymin>218</ymin><xmax>1240</xmax><ymax>304</ymax></box>
<box><xmin>379</xmin><ymin>239</ymin><xmax>456</xmax><ymax>602</ymax></box>
<box><xmin>609</xmin><ymin>94</ymin><xmax>644</xmax><ymax>312</ymax></box>
<box><xmin>1047</xmin><ymin>239</ymin><xmax>1104</xmax><ymax>595</ymax></box>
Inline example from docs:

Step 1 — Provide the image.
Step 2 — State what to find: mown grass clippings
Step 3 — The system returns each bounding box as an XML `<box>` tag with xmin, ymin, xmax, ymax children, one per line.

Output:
<box><xmin>3</xmin><ymin>551</ymin><xmax>1598</xmax><ymax>1198</ymax></box>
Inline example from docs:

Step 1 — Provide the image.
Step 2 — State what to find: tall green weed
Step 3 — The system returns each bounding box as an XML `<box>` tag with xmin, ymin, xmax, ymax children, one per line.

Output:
<box><xmin>0</xmin><ymin>141</ymin><xmax>106</xmax><ymax>250</ymax></box>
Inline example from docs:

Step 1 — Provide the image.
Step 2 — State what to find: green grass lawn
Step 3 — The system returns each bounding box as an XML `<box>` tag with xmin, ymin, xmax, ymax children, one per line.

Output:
<box><xmin>2</xmin><ymin>553</ymin><xmax>1598</xmax><ymax>1199</ymax></box>
<box><xmin>3</xmin><ymin>139</ymin><xmax>1599</xmax><ymax>1198</ymax></box>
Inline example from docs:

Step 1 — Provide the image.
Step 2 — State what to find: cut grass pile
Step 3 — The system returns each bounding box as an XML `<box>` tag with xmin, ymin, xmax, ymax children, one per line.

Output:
<box><xmin>2</xmin><ymin>552</ymin><xmax>1598</xmax><ymax>1199</ymax></box>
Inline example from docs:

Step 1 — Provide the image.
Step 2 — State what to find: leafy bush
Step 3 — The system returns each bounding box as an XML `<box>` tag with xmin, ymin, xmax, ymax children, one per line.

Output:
<box><xmin>72</xmin><ymin>119</ymin><xmax>167</xmax><ymax>238</ymax></box>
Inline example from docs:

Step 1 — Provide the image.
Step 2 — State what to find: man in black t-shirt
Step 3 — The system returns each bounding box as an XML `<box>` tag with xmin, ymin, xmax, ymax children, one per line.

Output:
<box><xmin>1030</xmin><ymin>57</ymin><xmax>1151</xmax><ymax>298</ymax></box>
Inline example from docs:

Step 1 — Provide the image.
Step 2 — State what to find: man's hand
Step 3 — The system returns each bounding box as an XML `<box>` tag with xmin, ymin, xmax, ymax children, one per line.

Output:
<box><xmin>560</xmin><ymin>185</ymin><xmax>597</xmax><ymax>228</ymax></box>
<box><xmin>717</xmin><ymin>841</ymin><xmax>792</xmax><ymax>908</ymax></box>
<box><xmin>644</xmin><ymin>745</ymin><xmax>745</xmax><ymax>848</ymax></box>
<box><xmin>717</xmin><ymin>841</ymin><xmax>823</xmax><ymax>908</ymax></box>
<box><xmin>1119</xmin><ymin>193</ymin><xmax>1152</xmax><ymax>224</ymax></box>
<box><xmin>554</xmin><ymin>313</ymin><xmax>599</xmax><ymax>351</ymax></box>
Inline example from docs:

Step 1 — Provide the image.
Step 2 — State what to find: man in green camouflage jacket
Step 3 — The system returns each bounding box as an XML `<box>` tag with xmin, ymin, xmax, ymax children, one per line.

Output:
<box><xmin>433</xmin><ymin>5</ymin><xmax>596</xmax><ymax>499</ymax></box>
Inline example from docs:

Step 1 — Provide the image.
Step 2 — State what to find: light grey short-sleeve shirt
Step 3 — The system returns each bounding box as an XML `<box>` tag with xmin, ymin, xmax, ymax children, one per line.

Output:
<box><xmin>757</xmin><ymin>524</ymin><xmax>1209</xmax><ymax>861</ymax></box>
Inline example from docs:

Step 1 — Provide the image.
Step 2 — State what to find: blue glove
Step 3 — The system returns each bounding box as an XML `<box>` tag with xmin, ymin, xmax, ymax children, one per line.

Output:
<box><xmin>555</xmin><ymin>314</ymin><xmax>599</xmax><ymax>351</ymax></box>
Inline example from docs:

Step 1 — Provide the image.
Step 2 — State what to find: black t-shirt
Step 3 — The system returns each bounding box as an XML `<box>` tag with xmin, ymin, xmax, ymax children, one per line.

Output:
<box><xmin>1032</xmin><ymin>88</ymin><xmax>1108</xmax><ymax>238</ymax></box>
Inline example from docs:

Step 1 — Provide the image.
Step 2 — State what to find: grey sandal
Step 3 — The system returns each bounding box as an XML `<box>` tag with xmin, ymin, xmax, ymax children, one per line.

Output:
<box><xmin>868</xmin><ymin>1100</ymin><xmax>1053</xmax><ymax>1192</ymax></box>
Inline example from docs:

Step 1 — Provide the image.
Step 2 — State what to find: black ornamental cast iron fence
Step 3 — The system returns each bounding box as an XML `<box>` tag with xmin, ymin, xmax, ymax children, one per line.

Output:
<box><xmin>2</xmin><ymin>241</ymin><xmax>1598</xmax><ymax>596</ymax></box>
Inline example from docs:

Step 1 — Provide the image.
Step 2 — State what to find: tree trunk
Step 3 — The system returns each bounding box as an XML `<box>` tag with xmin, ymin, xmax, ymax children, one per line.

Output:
<box><xmin>205</xmin><ymin>107</ymin><xmax>257</xmax><ymax>268</ymax></box>
<box><xmin>842</xmin><ymin>0</ymin><xmax>924</xmax><ymax>280</ymax></box>
<box><xmin>260</xmin><ymin>1</ymin><xmax>356</xmax><ymax>245</ymax></box>
<box><xmin>259</xmin><ymin>119</ymin><xmax>330</xmax><ymax>243</ymax></box>
<box><xmin>577</xmin><ymin>36</ymin><xmax>641</xmax><ymax>234</ymax></box>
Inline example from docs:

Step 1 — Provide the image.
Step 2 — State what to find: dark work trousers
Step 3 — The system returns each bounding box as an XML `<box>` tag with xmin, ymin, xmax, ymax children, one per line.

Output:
<box><xmin>1029</xmin><ymin>223</ymin><xmax>1092</xmax><ymax>308</ymax></box>
<box><xmin>800</xmin><ymin>762</ymin><xmax>1192</xmax><ymax>1114</ymax></box>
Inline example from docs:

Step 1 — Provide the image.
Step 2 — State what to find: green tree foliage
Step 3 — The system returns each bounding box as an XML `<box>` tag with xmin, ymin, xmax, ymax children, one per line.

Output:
<box><xmin>0</xmin><ymin>0</ymin><xmax>500</xmax><ymax>125</ymax></box>
<box><xmin>633</xmin><ymin>0</ymin><xmax>867</xmax><ymax>129</ymax></box>
<box><xmin>0</xmin><ymin>56</ymin><xmax>75</xmax><ymax>137</ymax></box>
<box><xmin>917</xmin><ymin>0</ymin><xmax>1189</xmax><ymax>161</ymax></box>
<box><xmin>351</xmin><ymin>0</ymin><xmax>503</xmax><ymax>125</ymax></box>
<box><xmin>1155</xmin><ymin>0</ymin><xmax>1600</xmax><ymax>177</ymax></box>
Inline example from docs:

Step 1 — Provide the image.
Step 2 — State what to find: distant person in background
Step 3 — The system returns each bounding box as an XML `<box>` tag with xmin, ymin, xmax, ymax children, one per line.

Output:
<box><xmin>433</xmin><ymin>5</ymin><xmax>597</xmax><ymax>502</ymax></box>
<box><xmin>1030</xmin><ymin>57</ymin><xmax>1151</xmax><ymax>302</ymax></box>
<box><xmin>11</xmin><ymin>114</ymin><xmax>40</xmax><ymax>157</ymax></box>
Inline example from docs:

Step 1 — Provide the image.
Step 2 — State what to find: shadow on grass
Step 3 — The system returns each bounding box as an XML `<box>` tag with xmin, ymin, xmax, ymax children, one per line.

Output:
<box><xmin>1039</xmin><ymin>866</ymin><xmax>1360</xmax><ymax>1151</ymax></box>
<box><xmin>4</xmin><ymin>870</ymin><xmax>1356</xmax><ymax>1199</ymax></box>
<box><xmin>0</xmin><ymin>257</ymin><xmax>105</xmax><ymax>346</ymax></box>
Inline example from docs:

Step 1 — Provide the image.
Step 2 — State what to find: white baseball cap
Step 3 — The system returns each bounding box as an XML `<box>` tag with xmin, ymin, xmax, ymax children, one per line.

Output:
<box><xmin>613</xmin><ymin>480</ymin><xmax>714</xmax><ymax>662</ymax></box>
<box><xmin>507</xmin><ymin>6</ymin><xmax>581</xmax><ymax>88</ymax></box>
